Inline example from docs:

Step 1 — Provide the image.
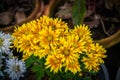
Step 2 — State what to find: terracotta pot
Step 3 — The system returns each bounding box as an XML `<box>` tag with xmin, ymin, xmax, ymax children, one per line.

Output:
<box><xmin>95</xmin><ymin>29</ymin><xmax>120</xmax><ymax>48</ymax></box>
<box><xmin>42</xmin><ymin>0</ymin><xmax>120</xmax><ymax>49</ymax></box>
<box><xmin>43</xmin><ymin>0</ymin><xmax>62</xmax><ymax>16</ymax></box>
<box><xmin>0</xmin><ymin>0</ymin><xmax>44</xmax><ymax>33</ymax></box>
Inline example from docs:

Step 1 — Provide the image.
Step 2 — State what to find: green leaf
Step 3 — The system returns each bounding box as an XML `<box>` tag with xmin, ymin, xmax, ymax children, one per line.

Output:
<box><xmin>84</xmin><ymin>76</ymin><xmax>91</xmax><ymax>80</ymax></box>
<box><xmin>31</xmin><ymin>65</ymin><xmax>42</xmax><ymax>72</ymax></box>
<box><xmin>31</xmin><ymin>64</ymin><xmax>45</xmax><ymax>80</ymax></box>
<box><xmin>36</xmin><ymin>69</ymin><xmax>45</xmax><ymax>80</ymax></box>
<box><xmin>36</xmin><ymin>57</ymin><xmax>46</xmax><ymax>65</ymax></box>
<box><xmin>25</xmin><ymin>55</ymin><xmax>36</xmax><ymax>68</ymax></box>
<box><xmin>72</xmin><ymin>0</ymin><xmax>86</xmax><ymax>26</ymax></box>
<box><xmin>46</xmin><ymin>69</ymin><xmax>54</xmax><ymax>79</ymax></box>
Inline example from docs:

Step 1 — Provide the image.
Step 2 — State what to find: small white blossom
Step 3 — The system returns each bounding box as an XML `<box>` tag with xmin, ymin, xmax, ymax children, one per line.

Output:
<box><xmin>4</xmin><ymin>57</ymin><xmax>26</xmax><ymax>80</ymax></box>
<box><xmin>0</xmin><ymin>31</ymin><xmax>12</xmax><ymax>55</ymax></box>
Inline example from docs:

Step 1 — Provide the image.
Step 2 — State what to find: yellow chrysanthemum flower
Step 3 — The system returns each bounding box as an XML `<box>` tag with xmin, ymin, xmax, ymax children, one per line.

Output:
<box><xmin>45</xmin><ymin>53</ymin><xmax>64</xmax><ymax>73</ymax></box>
<box><xmin>37</xmin><ymin>15</ymin><xmax>53</xmax><ymax>27</ymax></box>
<box><xmin>34</xmin><ymin>47</ymin><xmax>51</xmax><ymax>59</ymax></box>
<box><xmin>73</xmin><ymin>24</ymin><xmax>91</xmax><ymax>38</ymax></box>
<box><xmin>82</xmin><ymin>56</ymin><xmax>100</xmax><ymax>72</ymax></box>
<box><xmin>17</xmin><ymin>34</ymin><xmax>35</xmax><ymax>55</ymax></box>
<box><xmin>82</xmin><ymin>43</ymin><xmax>106</xmax><ymax>72</ymax></box>
<box><xmin>81</xmin><ymin>36</ymin><xmax>95</xmax><ymax>53</ymax></box>
<box><xmin>39</xmin><ymin>27</ymin><xmax>59</xmax><ymax>49</ymax></box>
<box><xmin>65</xmin><ymin>60</ymin><xmax>81</xmax><ymax>74</ymax></box>
<box><xmin>51</xmin><ymin>18</ymin><xmax>68</xmax><ymax>30</ymax></box>
<box><xmin>58</xmin><ymin>38</ymin><xmax>79</xmax><ymax>65</ymax></box>
<box><xmin>67</xmin><ymin>34</ymin><xmax>86</xmax><ymax>53</ymax></box>
<box><xmin>89</xmin><ymin>43</ymin><xmax>107</xmax><ymax>63</ymax></box>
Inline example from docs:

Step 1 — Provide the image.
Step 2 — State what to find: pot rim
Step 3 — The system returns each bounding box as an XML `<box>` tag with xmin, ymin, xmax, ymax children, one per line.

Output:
<box><xmin>0</xmin><ymin>0</ymin><xmax>44</xmax><ymax>33</ymax></box>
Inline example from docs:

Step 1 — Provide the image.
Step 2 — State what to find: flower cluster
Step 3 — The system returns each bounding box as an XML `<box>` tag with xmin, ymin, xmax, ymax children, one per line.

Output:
<box><xmin>12</xmin><ymin>16</ymin><xmax>107</xmax><ymax>79</ymax></box>
<box><xmin>0</xmin><ymin>31</ymin><xmax>26</xmax><ymax>80</ymax></box>
<box><xmin>0</xmin><ymin>31</ymin><xmax>12</xmax><ymax>54</ymax></box>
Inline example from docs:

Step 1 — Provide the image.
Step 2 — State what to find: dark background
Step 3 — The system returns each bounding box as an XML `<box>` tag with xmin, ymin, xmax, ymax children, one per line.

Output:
<box><xmin>105</xmin><ymin>42</ymin><xmax>120</xmax><ymax>80</ymax></box>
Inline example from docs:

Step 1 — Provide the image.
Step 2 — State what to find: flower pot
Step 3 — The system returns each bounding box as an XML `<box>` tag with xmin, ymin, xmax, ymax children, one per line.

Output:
<box><xmin>42</xmin><ymin>0</ymin><xmax>120</xmax><ymax>49</ymax></box>
<box><xmin>0</xmin><ymin>0</ymin><xmax>44</xmax><ymax>33</ymax></box>
<box><xmin>116</xmin><ymin>66</ymin><xmax>120</xmax><ymax>80</ymax></box>
<box><xmin>98</xmin><ymin>64</ymin><xmax>110</xmax><ymax>80</ymax></box>
<box><xmin>43</xmin><ymin>0</ymin><xmax>62</xmax><ymax>16</ymax></box>
<box><xmin>95</xmin><ymin>29</ymin><xmax>120</xmax><ymax>48</ymax></box>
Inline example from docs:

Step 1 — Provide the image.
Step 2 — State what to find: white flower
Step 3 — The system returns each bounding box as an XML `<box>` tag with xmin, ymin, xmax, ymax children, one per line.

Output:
<box><xmin>4</xmin><ymin>57</ymin><xmax>26</xmax><ymax>80</ymax></box>
<box><xmin>0</xmin><ymin>31</ymin><xmax>12</xmax><ymax>55</ymax></box>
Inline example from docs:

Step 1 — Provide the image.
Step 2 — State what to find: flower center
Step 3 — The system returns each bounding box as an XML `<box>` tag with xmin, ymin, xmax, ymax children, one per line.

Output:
<box><xmin>73</xmin><ymin>43</ymin><xmax>78</xmax><ymax>48</ymax></box>
<box><xmin>63</xmin><ymin>49</ymin><xmax>70</xmax><ymax>56</ymax></box>
<box><xmin>13</xmin><ymin>65</ymin><xmax>20</xmax><ymax>72</ymax></box>
<box><xmin>47</xmin><ymin>35</ymin><xmax>53</xmax><ymax>41</ymax></box>
<box><xmin>52</xmin><ymin>26</ymin><xmax>56</xmax><ymax>30</ymax></box>
<box><xmin>0</xmin><ymin>38</ymin><xmax>3</xmax><ymax>47</ymax></box>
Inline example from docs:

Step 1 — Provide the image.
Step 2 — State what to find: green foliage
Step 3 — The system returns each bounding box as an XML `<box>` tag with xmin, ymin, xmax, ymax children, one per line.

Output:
<box><xmin>25</xmin><ymin>55</ymin><xmax>45</xmax><ymax>80</ymax></box>
<box><xmin>32</xmin><ymin>64</ymin><xmax>45</xmax><ymax>80</ymax></box>
<box><xmin>72</xmin><ymin>0</ymin><xmax>86</xmax><ymax>25</ymax></box>
<box><xmin>25</xmin><ymin>55</ymin><xmax>36</xmax><ymax>68</ymax></box>
<box><xmin>45</xmin><ymin>67</ymin><xmax>93</xmax><ymax>80</ymax></box>
<box><xmin>24</xmin><ymin>51</ymin><xmax>98</xmax><ymax>80</ymax></box>
<box><xmin>25</xmin><ymin>56</ymin><xmax>46</xmax><ymax>80</ymax></box>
